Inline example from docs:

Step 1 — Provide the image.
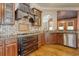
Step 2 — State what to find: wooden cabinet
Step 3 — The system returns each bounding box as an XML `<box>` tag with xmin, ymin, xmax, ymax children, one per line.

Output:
<box><xmin>5</xmin><ymin>43</ymin><xmax>17</xmax><ymax>56</ymax></box>
<box><xmin>0</xmin><ymin>3</ymin><xmax>15</xmax><ymax>25</ymax></box>
<box><xmin>57</xmin><ymin>18</ymin><xmax>77</xmax><ymax>31</ymax></box>
<box><xmin>46</xmin><ymin>33</ymin><xmax>54</xmax><ymax>44</ymax></box>
<box><xmin>0</xmin><ymin>45</ymin><xmax>4</xmax><ymax>56</ymax></box>
<box><xmin>38</xmin><ymin>33</ymin><xmax>45</xmax><ymax>47</ymax></box>
<box><xmin>46</xmin><ymin>33</ymin><xmax>63</xmax><ymax>45</ymax></box>
<box><xmin>57</xmin><ymin>33</ymin><xmax>64</xmax><ymax>45</ymax></box>
<box><xmin>38</xmin><ymin>34</ymin><xmax>42</xmax><ymax>47</ymax></box>
<box><xmin>57</xmin><ymin>11</ymin><xmax>77</xmax><ymax>20</ymax></box>
<box><xmin>0</xmin><ymin>40</ymin><xmax>3</xmax><ymax>46</ymax></box>
<box><xmin>0</xmin><ymin>4</ymin><xmax>2</xmax><ymax>19</ymax></box>
<box><xmin>3</xmin><ymin>3</ymin><xmax>15</xmax><ymax>25</ymax></box>
<box><xmin>51</xmin><ymin>33</ymin><xmax>58</xmax><ymax>44</ymax></box>
<box><xmin>57</xmin><ymin>10</ymin><xmax>77</xmax><ymax>31</ymax></box>
<box><xmin>5</xmin><ymin>38</ymin><xmax>17</xmax><ymax>56</ymax></box>
<box><xmin>57</xmin><ymin>21</ymin><xmax>66</xmax><ymax>31</ymax></box>
<box><xmin>0</xmin><ymin>4</ymin><xmax>3</xmax><ymax>24</ymax></box>
<box><xmin>45</xmin><ymin>33</ymin><xmax>58</xmax><ymax>44</ymax></box>
<box><xmin>0</xmin><ymin>40</ymin><xmax>4</xmax><ymax>56</ymax></box>
<box><xmin>41</xmin><ymin>33</ymin><xmax>45</xmax><ymax>45</ymax></box>
<box><xmin>0</xmin><ymin>38</ymin><xmax>17</xmax><ymax>56</ymax></box>
<box><xmin>66</xmin><ymin>19</ymin><xmax>77</xmax><ymax>31</ymax></box>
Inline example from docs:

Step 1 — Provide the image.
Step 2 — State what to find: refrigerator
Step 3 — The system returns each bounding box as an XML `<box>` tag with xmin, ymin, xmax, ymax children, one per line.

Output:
<box><xmin>64</xmin><ymin>33</ymin><xmax>76</xmax><ymax>48</ymax></box>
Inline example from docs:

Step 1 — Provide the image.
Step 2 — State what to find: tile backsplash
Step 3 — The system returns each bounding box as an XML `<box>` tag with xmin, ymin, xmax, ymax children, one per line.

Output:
<box><xmin>0</xmin><ymin>25</ymin><xmax>17</xmax><ymax>36</ymax></box>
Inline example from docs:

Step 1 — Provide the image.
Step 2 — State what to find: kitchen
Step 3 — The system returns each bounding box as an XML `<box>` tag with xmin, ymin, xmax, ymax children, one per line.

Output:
<box><xmin>0</xmin><ymin>3</ymin><xmax>79</xmax><ymax>56</ymax></box>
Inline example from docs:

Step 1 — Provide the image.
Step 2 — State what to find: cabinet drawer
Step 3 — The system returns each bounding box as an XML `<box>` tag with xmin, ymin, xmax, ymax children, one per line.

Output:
<box><xmin>5</xmin><ymin>38</ymin><xmax>17</xmax><ymax>45</ymax></box>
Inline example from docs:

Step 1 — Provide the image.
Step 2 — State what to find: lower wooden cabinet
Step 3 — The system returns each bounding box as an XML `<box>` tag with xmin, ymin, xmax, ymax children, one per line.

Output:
<box><xmin>52</xmin><ymin>33</ymin><xmax>58</xmax><ymax>44</ymax></box>
<box><xmin>0</xmin><ymin>45</ymin><xmax>4</xmax><ymax>56</ymax></box>
<box><xmin>5</xmin><ymin>43</ymin><xmax>17</xmax><ymax>56</ymax></box>
<box><xmin>45</xmin><ymin>33</ymin><xmax>53</xmax><ymax>44</ymax></box>
<box><xmin>41</xmin><ymin>33</ymin><xmax>45</xmax><ymax>45</ymax></box>
<box><xmin>45</xmin><ymin>33</ymin><xmax>57</xmax><ymax>44</ymax></box>
<box><xmin>57</xmin><ymin>33</ymin><xmax>64</xmax><ymax>45</ymax></box>
<box><xmin>46</xmin><ymin>33</ymin><xmax>64</xmax><ymax>45</ymax></box>
<box><xmin>0</xmin><ymin>38</ymin><xmax>17</xmax><ymax>56</ymax></box>
<box><xmin>38</xmin><ymin>34</ymin><xmax>41</xmax><ymax>47</ymax></box>
<box><xmin>38</xmin><ymin>33</ymin><xmax>45</xmax><ymax>47</ymax></box>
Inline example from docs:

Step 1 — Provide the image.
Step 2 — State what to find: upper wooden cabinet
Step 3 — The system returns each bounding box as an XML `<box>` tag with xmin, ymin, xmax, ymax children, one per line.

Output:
<box><xmin>3</xmin><ymin>3</ymin><xmax>15</xmax><ymax>25</ymax></box>
<box><xmin>57</xmin><ymin>11</ymin><xmax>77</xmax><ymax>20</ymax></box>
<box><xmin>66</xmin><ymin>19</ymin><xmax>77</xmax><ymax>31</ymax></box>
<box><xmin>57</xmin><ymin>18</ymin><xmax>77</xmax><ymax>31</ymax></box>
<box><xmin>0</xmin><ymin>3</ymin><xmax>15</xmax><ymax>25</ymax></box>
<box><xmin>57</xmin><ymin>11</ymin><xmax>77</xmax><ymax>31</ymax></box>
<box><xmin>0</xmin><ymin>4</ymin><xmax>3</xmax><ymax>24</ymax></box>
<box><xmin>57</xmin><ymin>21</ymin><xmax>66</xmax><ymax>31</ymax></box>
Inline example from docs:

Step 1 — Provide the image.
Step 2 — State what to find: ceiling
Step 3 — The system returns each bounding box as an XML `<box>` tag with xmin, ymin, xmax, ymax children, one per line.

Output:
<box><xmin>32</xmin><ymin>3</ymin><xmax>79</xmax><ymax>10</ymax></box>
<box><xmin>37</xmin><ymin>3</ymin><xmax>79</xmax><ymax>8</ymax></box>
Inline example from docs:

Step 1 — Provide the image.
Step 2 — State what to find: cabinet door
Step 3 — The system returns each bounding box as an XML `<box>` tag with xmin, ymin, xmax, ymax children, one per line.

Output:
<box><xmin>57</xmin><ymin>21</ymin><xmax>66</xmax><ymax>31</ymax></box>
<box><xmin>3</xmin><ymin>3</ymin><xmax>15</xmax><ymax>25</ymax></box>
<box><xmin>38</xmin><ymin>34</ymin><xmax>42</xmax><ymax>47</ymax></box>
<box><xmin>52</xmin><ymin>33</ymin><xmax>58</xmax><ymax>44</ymax></box>
<box><xmin>0</xmin><ymin>40</ymin><xmax>4</xmax><ymax>56</ymax></box>
<box><xmin>66</xmin><ymin>20</ymin><xmax>76</xmax><ymax>31</ymax></box>
<box><xmin>0</xmin><ymin>45</ymin><xmax>4</xmax><ymax>56</ymax></box>
<box><xmin>57</xmin><ymin>33</ymin><xmax>64</xmax><ymax>45</ymax></box>
<box><xmin>38</xmin><ymin>33</ymin><xmax>45</xmax><ymax>47</ymax></box>
<box><xmin>41</xmin><ymin>33</ymin><xmax>45</xmax><ymax>45</ymax></box>
<box><xmin>0</xmin><ymin>3</ymin><xmax>3</xmax><ymax>24</ymax></box>
<box><xmin>45</xmin><ymin>33</ymin><xmax>54</xmax><ymax>44</ymax></box>
<box><xmin>5</xmin><ymin>43</ymin><xmax>17</xmax><ymax>56</ymax></box>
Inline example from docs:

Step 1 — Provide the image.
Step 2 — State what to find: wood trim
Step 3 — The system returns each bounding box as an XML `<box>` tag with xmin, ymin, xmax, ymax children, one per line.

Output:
<box><xmin>2</xmin><ymin>3</ymin><xmax>15</xmax><ymax>25</ymax></box>
<box><xmin>0</xmin><ymin>3</ymin><xmax>4</xmax><ymax>24</ymax></box>
<box><xmin>13</xmin><ymin>3</ymin><xmax>15</xmax><ymax>25</ymax></box>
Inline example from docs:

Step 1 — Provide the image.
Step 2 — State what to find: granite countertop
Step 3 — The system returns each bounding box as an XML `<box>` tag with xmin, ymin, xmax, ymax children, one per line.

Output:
<box><xmin>48</xmin><ymin>30</ymin><xmax>79</xmax><ymax>34</ymax></box>
<box><xmin>17</xmin><ymin>32</ymin><xmax>40</xmax><ymax>37</ymax></box>
<box><xmin>1</xmin><ymin>30</ymin><xmax>78</xmax><ymax>39</ymax></box>
<box><xmin>0</xmin><ymin>34</ymin><xmax>17</xmax><ymax>39</ymax></box>
<box><xmin>0</xmin><ymin>31</ymin><xmax>43</xmax><ymax>39</ymax></box>
<box><xmin>17</xmin><ymin>30</ymin><xmax>79</xmax><ymax>38</ymax></box>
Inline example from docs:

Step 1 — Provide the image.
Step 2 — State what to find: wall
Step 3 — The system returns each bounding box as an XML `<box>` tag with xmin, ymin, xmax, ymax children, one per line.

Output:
<box><xmin>30</xmin><ymin>4</ymin><xmax>57</xmax><ymax>31</ymax></box>
<box><xmin>42</xmin><ymin>10</ymin><xmax>57</xmax><ymax>31</ymax></box>
<box><xmin>77</xmin><ymin>12</ymin><xmax>79</xmax><ymax>48</ymax></box>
